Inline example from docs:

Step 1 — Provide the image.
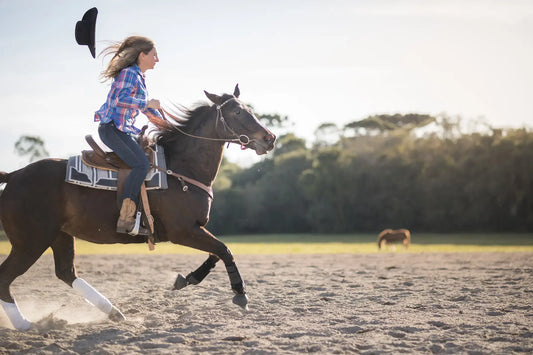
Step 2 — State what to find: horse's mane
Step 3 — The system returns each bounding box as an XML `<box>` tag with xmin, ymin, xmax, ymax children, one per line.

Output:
<box><xmin>149</xmin><ymin>103</ymin><xmax>213</xmax><ymax>145</ymax></box>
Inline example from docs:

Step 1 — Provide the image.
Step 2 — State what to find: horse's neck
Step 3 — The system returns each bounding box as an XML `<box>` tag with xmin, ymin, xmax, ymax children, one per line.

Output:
<box><xmin>165</xmin><ymin>116</ymin><xmax>225</xmax><ymax>187</ymax></box>
<box><xmin>172</xmin><ymin>142</ymin><xmax>224</xmax><ymax>186</ymax></box>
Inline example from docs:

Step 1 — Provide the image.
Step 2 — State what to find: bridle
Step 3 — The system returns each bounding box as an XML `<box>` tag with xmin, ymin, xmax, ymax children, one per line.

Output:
<box><xmin>158</xmin><ymin>97</ymin><xmax>252</xmax><ymax>149</ymax></box>
<box><xmin>152</xmin><ymin>97</ymin><xmax>256</xmax><ymax>199</ymax></box>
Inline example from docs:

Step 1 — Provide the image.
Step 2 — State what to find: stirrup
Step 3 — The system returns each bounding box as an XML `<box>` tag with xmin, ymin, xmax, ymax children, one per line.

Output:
<box><xmin>116</xmin><ymin>211</ymin><xmax>151</xmax><ymax>236</ymax></box>
<box><xmin>116</xmin><ymin>224</ymin><xmax>151</xmax><ymax>236</ymax></box>
<box><xmin>127</xmin><ymin>211</ymin><xmax>151</xmax><ymax>236</ymax></box>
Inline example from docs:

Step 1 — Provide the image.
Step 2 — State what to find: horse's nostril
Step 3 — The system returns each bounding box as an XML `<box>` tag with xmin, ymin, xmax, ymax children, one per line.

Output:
<box><xmin>264</xmin><ymin>134</ymin><xmax>276</xmax><ymax>144</ymax></box>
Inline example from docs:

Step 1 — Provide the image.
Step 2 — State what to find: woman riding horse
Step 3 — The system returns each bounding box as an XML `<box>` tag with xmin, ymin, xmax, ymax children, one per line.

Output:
<box><xmin>0</xmin><ymin>84</ymin><xmax>276</xmax><ymax>331</ymax></box>
<box><xmin>95</xmin><ymin>36</ymin><xmax>163</xmax><ymax>235</ymax></box>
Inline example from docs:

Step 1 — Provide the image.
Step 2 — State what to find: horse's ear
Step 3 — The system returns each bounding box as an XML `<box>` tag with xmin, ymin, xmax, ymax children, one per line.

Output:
<box><xmin>233</xmin><ymin>84</ymin><xmax>240</xmax><ymax>98</ymax></box>
<box><xmin>204</xmin><ymin>90</ymin><xmax>223</xmax><ymax>105</ymax></box>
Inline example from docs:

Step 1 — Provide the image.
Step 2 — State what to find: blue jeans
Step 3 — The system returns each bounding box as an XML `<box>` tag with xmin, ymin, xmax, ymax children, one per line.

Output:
<box><xmin>98</xmin><ymin>122</ymin><xmax>150</xmax><ymax>204</ymax></box>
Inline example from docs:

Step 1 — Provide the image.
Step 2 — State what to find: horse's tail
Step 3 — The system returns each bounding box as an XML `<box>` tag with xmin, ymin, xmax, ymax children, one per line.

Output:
<box><xmin>0</xmin><ymin>171</ymin><xmax>9</xmax><ymax>184</ymax></box>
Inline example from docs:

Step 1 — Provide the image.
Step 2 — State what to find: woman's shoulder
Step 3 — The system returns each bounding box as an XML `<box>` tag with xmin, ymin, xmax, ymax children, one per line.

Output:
<box><xmin>116</xmin><ymin>66</ymin><xmax>141</xmax><ymax>83</ymax></box>
<box><xmin>119</xmin><ymin>65</ymin><xmax>141</xmax><ymax>76</ymax></box>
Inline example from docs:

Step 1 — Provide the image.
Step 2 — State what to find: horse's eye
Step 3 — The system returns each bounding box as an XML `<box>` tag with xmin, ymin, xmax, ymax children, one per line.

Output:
<box><xmin>235</xmin><ymin>109</ymin><xmax>241</xmax><ymax>115</ymax></box>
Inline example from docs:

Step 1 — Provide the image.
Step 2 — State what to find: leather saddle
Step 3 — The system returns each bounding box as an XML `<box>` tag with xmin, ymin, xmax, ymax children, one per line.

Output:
<box><xmin>82</xmin><ymin>127</ymin><xmax>154</xmax><ymax>172</ymax></box>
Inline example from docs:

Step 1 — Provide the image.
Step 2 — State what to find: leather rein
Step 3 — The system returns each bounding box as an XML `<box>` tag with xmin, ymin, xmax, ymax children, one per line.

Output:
<box><xmin>151</xmin><ymin>97</ymin><xmax>249</xmax><ymax>199</ymax></box>
<box><xmin>157</xmin><ymin>97</ymin><xmax>253</xmax><ymax>148</ymax></box>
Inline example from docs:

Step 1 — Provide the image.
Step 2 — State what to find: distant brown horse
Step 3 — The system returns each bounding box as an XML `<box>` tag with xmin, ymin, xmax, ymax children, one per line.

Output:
<box><xmin>378</xmin><ymin>229</ymin><xmax>411</xmax><ymax>250</ymax></box>
<box><xmin>0</xmin><ymin>85</ymin><xmax>276</xmax><ymax>330</ymax></box>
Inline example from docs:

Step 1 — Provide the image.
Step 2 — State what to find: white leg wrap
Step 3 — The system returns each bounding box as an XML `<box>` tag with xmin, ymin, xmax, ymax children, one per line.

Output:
<box><xmin>1</xmin><ymin>300</ymin><xmax>31</xmax><ymax>331</ymax></box>
<box><xmin>72</xmin><ymin>278</ymin><xmax>113</xmax><ymax>314</ymax></box>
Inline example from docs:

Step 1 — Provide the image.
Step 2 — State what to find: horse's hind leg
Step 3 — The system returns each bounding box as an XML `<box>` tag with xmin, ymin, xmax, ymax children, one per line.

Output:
<box><xmin>51</xmin><ymin>232</ymin><xmax>77</xmax><ymax>286</ymax></box>
<box><xmin>51</xmin><ymin>233</ymin><xmax>125</xmax><ymax>322</ymax></box>
<box><xmin>174</xmin><ymin>254</ymin><xmax>220</xmax><ymax>290</ymax></box>
<box><xmin>0</xmin><ymin>246</ymin><xmax>47</xmax><ymax>331</ymax></box>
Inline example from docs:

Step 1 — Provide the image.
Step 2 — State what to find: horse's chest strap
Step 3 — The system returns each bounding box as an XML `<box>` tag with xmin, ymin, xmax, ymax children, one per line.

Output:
<box><xmin>152</xmin><ymin>165</ymin><xmax>213</xmax><ymax>199</ymax></box>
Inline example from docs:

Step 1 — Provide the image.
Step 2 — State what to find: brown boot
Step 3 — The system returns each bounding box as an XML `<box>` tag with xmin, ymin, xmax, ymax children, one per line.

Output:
<box><xmin>116</xmin><ymin>198</ymin><xmax>151</xmax><ymax>235</ymax></box>
<box><xmin>117</xmin><ymin>198</ymin><xmax>136</xmax><ymax>234</ymax></box>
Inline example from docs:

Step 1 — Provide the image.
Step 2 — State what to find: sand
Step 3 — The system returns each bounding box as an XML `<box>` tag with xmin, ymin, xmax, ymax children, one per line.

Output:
<box><xmin>0</xmin><ymin>252</ymin><xmax>531</xmax><ymax>354</ymax></box>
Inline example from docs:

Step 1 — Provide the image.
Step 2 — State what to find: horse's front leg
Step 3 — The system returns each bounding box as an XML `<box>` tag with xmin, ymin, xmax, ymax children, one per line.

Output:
<box><xmin>172</xmin><ymin>226</ymin><xmax>248</xmax><ymax>309</ymax></box>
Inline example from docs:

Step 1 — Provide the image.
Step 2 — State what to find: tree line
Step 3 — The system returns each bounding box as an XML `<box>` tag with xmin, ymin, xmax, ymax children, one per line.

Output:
<box><xmin>209</xmin><ymin>113</ymin><xmax>533</xmax><ymax>234</ymax></box>
<box><xmin>2</xmin><ymin>113</ymin><xmax>532</xmax><ymax>235</ymax></box>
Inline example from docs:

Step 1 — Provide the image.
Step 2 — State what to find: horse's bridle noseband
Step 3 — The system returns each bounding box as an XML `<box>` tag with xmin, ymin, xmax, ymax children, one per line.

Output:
<box><xmin>159</xmin><ymin>97</ymin><xmax>252</xmax><ymax>148</ymax></box>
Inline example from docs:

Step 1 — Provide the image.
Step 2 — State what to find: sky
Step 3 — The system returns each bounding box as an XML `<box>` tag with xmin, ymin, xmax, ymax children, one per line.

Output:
<box><xmin>0</xmin><ymin>0</ymin><xmax>532</xmax><ymax>172</ymax></box>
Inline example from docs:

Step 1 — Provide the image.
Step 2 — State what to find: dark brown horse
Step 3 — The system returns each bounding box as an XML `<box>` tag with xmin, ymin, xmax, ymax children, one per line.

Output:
<box><xmin>0</xmin><ymin>85</ymin><xmax>276</xmax><ymax>330</ymax></box>
<box><xmin>377</xmin><ymin>229</ymin><xmax>411</xmax><ymax>250</ymax></box>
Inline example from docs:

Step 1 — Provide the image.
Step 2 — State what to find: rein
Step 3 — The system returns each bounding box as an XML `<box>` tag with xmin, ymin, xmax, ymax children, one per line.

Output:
<box><xmin>157</xmin><ymin>97</ymin><xmax>251</xmax><ymax>148</ymax></box>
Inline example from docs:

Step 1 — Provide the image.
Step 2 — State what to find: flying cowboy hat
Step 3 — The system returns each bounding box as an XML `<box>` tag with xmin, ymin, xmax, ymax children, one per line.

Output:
<box><xmin>75</xmin><ymin>7</ymin><xmax>98</xmax><ymax>58</ymax></box>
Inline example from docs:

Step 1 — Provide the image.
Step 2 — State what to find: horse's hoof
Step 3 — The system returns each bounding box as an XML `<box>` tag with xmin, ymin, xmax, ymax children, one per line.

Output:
<box><xmin>173</xmin><ymin>273</ymin><xmax>188</xmax><ymax>290</ymax></box>
<box><xmin>232</xmin><ymin>294</ymin><xmax>249</xmax><ymax>310</ymax></box>
<box><xmin>108</xmin><ymin>306</ymin><xmax>126</xmax><ymax>322</ymax></box>
<box><xmin>15</xmin><ymin>321</ymin><xmax>31</xmax><ymax>332</ymax></box>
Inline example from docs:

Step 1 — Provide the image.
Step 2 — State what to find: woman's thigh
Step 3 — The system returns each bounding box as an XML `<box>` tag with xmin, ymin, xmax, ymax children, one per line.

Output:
<box><xmin>99</xmin><ymin>124</ymin><xmax>149</xmax><ymax>168</ymax></box>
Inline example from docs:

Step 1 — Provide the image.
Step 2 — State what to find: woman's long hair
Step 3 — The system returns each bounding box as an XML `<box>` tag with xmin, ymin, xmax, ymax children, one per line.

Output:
<box><xmin>99</xmin><ymin>36</ymin><xmax>154</xmax><ymax>81</ymax></box>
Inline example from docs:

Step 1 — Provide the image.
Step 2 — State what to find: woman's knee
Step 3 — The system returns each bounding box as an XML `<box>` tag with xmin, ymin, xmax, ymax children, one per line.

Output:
<box><xmin>131</xmin><ymin>156</ymin><xmax>150</xmax><ymax>173</ymax></box>
<box><xmin>141</xmin><ymin>159</ymin><xmax>151</xmax><ymax>174</ymax></box>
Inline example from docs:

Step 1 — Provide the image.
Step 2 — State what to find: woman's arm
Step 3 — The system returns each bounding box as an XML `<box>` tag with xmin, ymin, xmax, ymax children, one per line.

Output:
<box><xmin>143</xmin><ymin>107</ymin><xmax>164</xmax><ymax>120</ymax></box>
<box><xmin>142</xmin><ymin>99</ymin><xmax>163</xmax><ymax>119</ymax></box>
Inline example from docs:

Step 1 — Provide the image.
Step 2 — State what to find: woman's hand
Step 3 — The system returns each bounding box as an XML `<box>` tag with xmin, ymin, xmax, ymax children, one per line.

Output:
<box><xmin>147</xmin><ymin>99</ymin><xmax>161</xmax><ymax>109</ymax></box>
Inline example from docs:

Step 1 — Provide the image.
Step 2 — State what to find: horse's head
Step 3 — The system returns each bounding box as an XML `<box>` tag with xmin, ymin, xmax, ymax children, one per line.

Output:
<box><xmin>204</xmin><ymin>85</ymin><xmax>276</xmax><ymax>155</ymax></box>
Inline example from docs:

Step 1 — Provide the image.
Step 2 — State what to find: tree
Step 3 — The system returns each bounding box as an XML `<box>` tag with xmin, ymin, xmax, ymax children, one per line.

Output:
<box><xmin>345</xmin><ymin>114</ymin><xmax>435</xmax><ymax>136</ymax></box>
<box><xmin>14</xmin><ymin>135</ymin><xmax>49</xmax><ymax>162</ymax></box>
<box><xmin>314</xmin><ymin>123</ymin><xmax>340</xmax><ymax>147</ymax></box>
<box><xmin>245</xmin><ymin>104</ymin><xmax>291</xmax><ymax>132</ymax></box>
<box><xmin>257</xmin><ymin>112</ymin><xmax>289</xmax><ymax>129</ymax></box>
<box><xmin>271</xmin><ymin>133</ymin><xmax>307</xmax><ymax>157</ymax></box>
<box><xmin>211</xmin><ymin>109</ymin><xmax>533</xmax><ymax>234</ymax></box>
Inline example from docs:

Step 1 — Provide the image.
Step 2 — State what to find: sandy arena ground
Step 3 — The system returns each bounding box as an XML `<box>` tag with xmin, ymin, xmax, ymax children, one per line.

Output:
<box><xmin>0</xmin><ymin>252</ymin><xmax>531</xmax><ymax>354</ymax></box>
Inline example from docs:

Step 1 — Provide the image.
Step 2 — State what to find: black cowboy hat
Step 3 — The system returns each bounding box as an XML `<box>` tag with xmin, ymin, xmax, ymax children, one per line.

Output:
<box><xmin>75</xmin><ymin>7</ymin><xmax>98</xmax><ymax>58</ymax></box>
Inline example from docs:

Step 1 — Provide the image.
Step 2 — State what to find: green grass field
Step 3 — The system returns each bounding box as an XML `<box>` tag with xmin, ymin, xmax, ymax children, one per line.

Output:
<box><xmin>0</xmin><ymin>232</ymin><xmax>531</xmax><ymax>255</ymax></box>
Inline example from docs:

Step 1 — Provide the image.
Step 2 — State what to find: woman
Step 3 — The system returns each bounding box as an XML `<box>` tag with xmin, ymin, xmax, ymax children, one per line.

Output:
<box><xmin>94</xmin><ymin>36</ymin><xmax>162</xmax><ymax>235</ymax></box>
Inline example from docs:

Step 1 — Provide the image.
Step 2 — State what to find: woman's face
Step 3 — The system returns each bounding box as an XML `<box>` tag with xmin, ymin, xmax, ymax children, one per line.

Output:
<box><xmin>138</xmin><ymin>47</ymin><xmax>159</xmax><ymax>72</ymax></box>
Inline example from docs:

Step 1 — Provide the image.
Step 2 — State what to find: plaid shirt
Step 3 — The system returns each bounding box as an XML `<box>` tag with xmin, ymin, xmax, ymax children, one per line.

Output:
<box><xmin>94</xmin><ymin>65</ymin><xmax>162</xmax><ymax>135</ymax></box>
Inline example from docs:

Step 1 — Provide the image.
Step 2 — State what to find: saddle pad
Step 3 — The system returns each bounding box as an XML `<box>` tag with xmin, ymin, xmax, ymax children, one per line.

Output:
<box><xmin>65</xmin><ymin>145</ymin><xmax>168</xmax><ymax>191</ymax></box>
